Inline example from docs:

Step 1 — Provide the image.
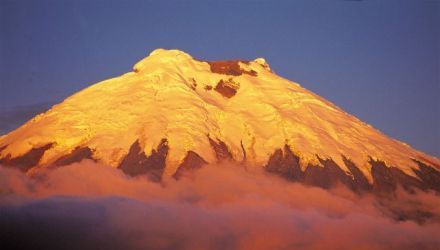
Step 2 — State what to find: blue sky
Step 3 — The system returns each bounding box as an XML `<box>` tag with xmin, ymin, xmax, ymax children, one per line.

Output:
<box><xmin>0</xmin><ymin>0</ymin><xmax>439</xmax><ymax>156</ymax></box>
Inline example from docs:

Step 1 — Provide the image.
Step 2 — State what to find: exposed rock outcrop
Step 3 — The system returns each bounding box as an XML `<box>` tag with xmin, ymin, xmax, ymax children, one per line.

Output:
<box><xmin>53</xmin><ymin>147</ymin><xmax>95</xmax><ymax>167</ymax></box>
<box><xmin>265</xmin><ymin>145</ymin><xmax>440</xmax><ymax>196</ymax></box>
<box><xmin>118</xmin><ymin>139</ymin><xmax>168</xmax><ymax>182</ymax></box>
<box><xmin>207</xmin><ymin>60</ymin><xmax>257</xmax><ymax>76</ymax></box>
<box><xmin>0</xmin><ymin>143</ymin><xmax>52</xmax><ymax>172</ymax></box>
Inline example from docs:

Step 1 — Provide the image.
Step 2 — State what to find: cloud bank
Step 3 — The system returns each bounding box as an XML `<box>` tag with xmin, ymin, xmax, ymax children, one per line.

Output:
<box><xmin>1</xmin><ymin>160</ymin><xmax>439</xmax><ymax>250</ymax></box>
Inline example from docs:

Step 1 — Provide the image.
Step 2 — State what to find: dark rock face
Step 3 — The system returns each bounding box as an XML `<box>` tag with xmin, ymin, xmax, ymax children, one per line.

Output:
<box><xmin>265</xmin><ymin>145</ymin><xmax>303</xmax><ymax>182</ymax></box>
<box><xmin>208</xmin><ymin>137</ymin><xmax>233</xmax><ymax>162</ymax></box>
<box><xmin>53</xmin><ymin>147</ymin><xmax>94</xmax><ymax>167</ymax></box>
<box><xmin>264</xmin><ymin>146</ymin><xmax>361</xmax><ymax>191</ymax></box>
<box><xmin>207</xmin><ymin>60</ymin><xmax>257</xmax><ymax>76</ymax></box>
<box><xmin>118</xmin><ymin>139</ymin><xmax>168</xmax><ymax>182</ymax></box>
<box><xmin>214</xmin><ymin>79</ymin><xmax>239</xmax><ymax>98</ymax></box>
<box><xmin>370</xmin><ymin>158</ymin><xmax>426</xmax><ymax>197</ymax></box>
<box><xmin>264</xmin><ymin>145</ymin><xmax>440</xmax><ymax>196</ymax></box>
<box><xmin>173</xmin><ymin>151</ymin><xmax>207</xmax><ymax>179</ymax></box>
<box><xmin>304</xmin><ymin>157</ymin><xmax>357</xmax><ymax>191</ymax></box>
<box><xmin>342</xmin><ymin>156</ymin><xmax>372</xmax><ymax>193</ymax></box>
<box><xmin>0</xmin><ymin>143</ymin><xmax>53</xmax><ymax>172</ymax></box>
<box><xmin>412</xmin><ymin>160</ymin><xmax>440</xmax><ymax>193</ymax></box>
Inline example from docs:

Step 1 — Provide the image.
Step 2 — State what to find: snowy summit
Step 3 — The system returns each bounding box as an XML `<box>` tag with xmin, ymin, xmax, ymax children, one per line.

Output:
<box><xmin>0</xmin><ymin>49</ymin><xmax>439</xmax><ymax>194</ymax></box>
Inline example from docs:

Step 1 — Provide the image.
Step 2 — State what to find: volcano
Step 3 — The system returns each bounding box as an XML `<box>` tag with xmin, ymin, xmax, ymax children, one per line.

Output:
<box><xmin>0</xmin><ymin>49</ymin><xmax>439</xmax><ymax>195</ymax></box>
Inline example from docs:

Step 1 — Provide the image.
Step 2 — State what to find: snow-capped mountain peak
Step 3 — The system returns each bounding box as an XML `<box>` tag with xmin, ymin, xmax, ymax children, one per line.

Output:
<box><xmin>0</xmin><ymin>49</ymin><xmax>439</xmax><ymax>194</ymax></box>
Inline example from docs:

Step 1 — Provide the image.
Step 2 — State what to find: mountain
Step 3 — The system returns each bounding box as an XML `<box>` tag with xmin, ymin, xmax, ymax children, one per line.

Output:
<box><xmin>0</xmin><ymin>49</ymin><xmax>439</xmax><ymax>194</ymax></box>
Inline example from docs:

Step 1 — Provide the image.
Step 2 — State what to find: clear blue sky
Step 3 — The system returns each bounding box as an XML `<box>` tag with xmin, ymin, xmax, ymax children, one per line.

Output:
<box><xmin>0</xmin><ymin>0</ymin><xmax>439</xmax><ymax>156</ymax></box>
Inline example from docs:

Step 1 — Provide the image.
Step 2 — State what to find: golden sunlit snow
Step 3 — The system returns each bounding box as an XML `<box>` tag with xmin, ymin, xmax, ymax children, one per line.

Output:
<box><xmin>0</xmin><ymin>49</ymin><xmax>438</xmax><ymax>179</ymax></box>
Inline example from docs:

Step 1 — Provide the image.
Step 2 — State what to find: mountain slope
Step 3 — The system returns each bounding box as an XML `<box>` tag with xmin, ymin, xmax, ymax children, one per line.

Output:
<box><xmin>0</xmin><ymin>49</ymin><xmax>439</xmax><ymax>193</ymax></box>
